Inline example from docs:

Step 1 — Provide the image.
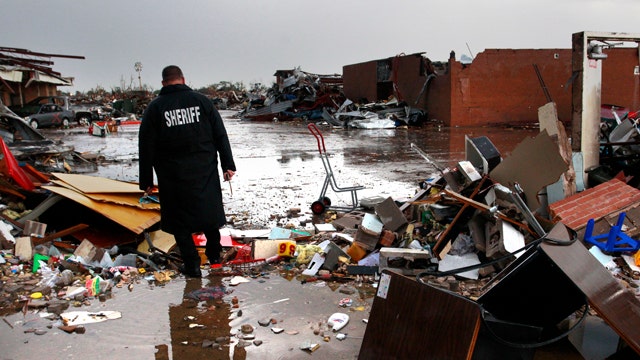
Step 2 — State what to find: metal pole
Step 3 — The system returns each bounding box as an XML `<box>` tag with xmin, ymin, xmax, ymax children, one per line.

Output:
<box><xmin>134</xmin><ymin>62</ymin><xmax>143</xmax><ymax>91</ymax></box>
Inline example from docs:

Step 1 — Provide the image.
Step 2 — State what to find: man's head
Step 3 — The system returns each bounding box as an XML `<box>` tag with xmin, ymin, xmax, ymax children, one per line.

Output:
<box><xmin>161</xmin><ymin>65</ymin><xmax>185</xmax><ymax>86</ymax></box>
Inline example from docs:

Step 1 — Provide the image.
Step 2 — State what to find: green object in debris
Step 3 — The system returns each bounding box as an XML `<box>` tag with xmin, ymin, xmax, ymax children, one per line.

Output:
<box><xmin>32</xmin><ymin>253</ymin><xmax>50</xmax><ymax>273</ymax></box>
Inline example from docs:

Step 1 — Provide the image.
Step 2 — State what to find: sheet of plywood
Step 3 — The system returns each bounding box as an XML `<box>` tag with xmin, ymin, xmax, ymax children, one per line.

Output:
<box><xmin>50</xmin><ymin>179</ymin><xmax>159</xmax><ymax>210</ymax></box>
<box><xmin>51</xmin><ymin>172</ymin><xmax>142</xmax><ymax>194</ymax></box>
<box><xmin>489</xmin><ymin>130</ymin><xmax>568</xmax><ymax>208</ymax></box>
<box><xmin>42</xmin><ymin>185</ymin><xmax>160</xmax><ymax>234</ymax></box>
<box><xmin>359</xmin><ymin>270</ymin><xmax>481</xmax><ymax>359</ymax></box>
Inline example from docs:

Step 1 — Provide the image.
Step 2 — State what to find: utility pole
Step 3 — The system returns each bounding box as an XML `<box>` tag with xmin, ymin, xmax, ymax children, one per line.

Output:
<box><xmin>134</xmin><ymin>62</ymin><xmax>143</xmax><ymax>91</ymax></box>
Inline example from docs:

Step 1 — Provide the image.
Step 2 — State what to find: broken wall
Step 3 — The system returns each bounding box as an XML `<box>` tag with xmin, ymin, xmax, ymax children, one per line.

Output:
<box><xmin>428</xmin><ymin>48</ymin><xmax>639</xmax><ymax>127</ymax></box>
<box><xmin>443</xmin><ymin>49</ymin><xmax>572</xmax><ymax>126</ymax></box>
<box><xmin>343</xmin><ymin>53</ymin><xmax>431</xmax><ymax>109</ymax></box>
<box><xmin>1</xmin><ymin>79</ymin><xmax>61</xmax><ymax>108</ymax></box>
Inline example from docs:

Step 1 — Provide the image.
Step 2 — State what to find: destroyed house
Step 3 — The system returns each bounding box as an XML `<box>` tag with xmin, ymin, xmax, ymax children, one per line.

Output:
<box><xmin>273</xmin><ymin>68</ymin><xmax>343</xmax><ymax>92</ymax></box>
<box><xmin>343</xmin><ymin>47</ymin><xmax>639</xmax><ymax>127</ymax></box>
<box><xmin>0</xmin><ymin>47</ymin><xmax>83</xmax><ymax>109</ymax></box>
<box><xmin>343</xmin><ymin>52</ymin><xmax>440</xmax><ymax>111</ymax></box>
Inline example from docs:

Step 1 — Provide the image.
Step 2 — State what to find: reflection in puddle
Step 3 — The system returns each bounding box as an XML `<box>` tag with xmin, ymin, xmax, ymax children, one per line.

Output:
<box><xmin>165</xmin><ymin>276</ymin><xmax>234</xmax><ymax>359</ymax></box>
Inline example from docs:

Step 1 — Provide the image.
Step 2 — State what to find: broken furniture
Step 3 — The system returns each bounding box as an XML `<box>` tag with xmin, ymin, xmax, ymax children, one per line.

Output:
<box><xmin>307</xmin><ymin>123</ymin><xmax>364</xmax><ymax>214</ymax></box>
<box><xmin>362</xmin><ymin>223</ymin><xmax>640</xmax><ymax>358</ymax></box>
<box><xmin>583</xmin><ymin>212</ymin><xmax>640</xmax><ymax>252</ymax></box>
<box><xmin>361</xmin><ymin>269</ymin><xmax>549</xmax><ymax>359</ymax></box>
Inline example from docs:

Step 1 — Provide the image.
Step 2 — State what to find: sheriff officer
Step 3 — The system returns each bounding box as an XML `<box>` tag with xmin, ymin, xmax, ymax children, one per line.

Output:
<box><xmin>139</xmin><ymin>65</ymin><xmax>236</xmax><ymax>277</ymax></box>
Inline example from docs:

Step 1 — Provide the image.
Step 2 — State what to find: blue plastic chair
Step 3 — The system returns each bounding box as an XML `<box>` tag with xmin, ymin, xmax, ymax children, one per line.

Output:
<box><xmin>584</xmin><ymin>212</ymin><xmax>640</xmax><ymax>253</ymax></box>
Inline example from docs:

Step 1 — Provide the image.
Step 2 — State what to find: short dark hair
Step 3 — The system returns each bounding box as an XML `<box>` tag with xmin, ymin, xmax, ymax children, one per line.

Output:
<box><xmin>162</xmin><ymin>65</ymin><xmax>183</xmax><ymax>82</ymax></box>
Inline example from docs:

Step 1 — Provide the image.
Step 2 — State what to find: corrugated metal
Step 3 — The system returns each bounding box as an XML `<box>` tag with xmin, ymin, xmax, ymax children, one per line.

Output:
<box><xmin>245</xmin><ymin>99</ymin><xmax>293</xmax><ymax>117</ymax></box>
<box><xmin>0</xmin><ymin>69</ymin><xmax>23</xmax><ymax>82</ymax></box>
<box><xmin>33</xmin><ymin>72</ymin><xmax>73</xmax><ymax>86</ymax></box>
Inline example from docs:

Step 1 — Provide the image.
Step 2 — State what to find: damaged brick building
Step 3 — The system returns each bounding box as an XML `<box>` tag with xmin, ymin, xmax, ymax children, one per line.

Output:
<box><xmin>0</xmin><ymin>47</ymin><xmax>83</xmax><ymax>107</ymax></box>
<box><xmin>343</xmin><ymin>45</ymin><xmax>639</xmax><ymax>127</ymax></box>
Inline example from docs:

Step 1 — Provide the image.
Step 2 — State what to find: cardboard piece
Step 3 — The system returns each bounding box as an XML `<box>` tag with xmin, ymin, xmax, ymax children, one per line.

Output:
<box><xmin>14</xmin><ymin>236</ymin><xmax>33</xmax><ymax>260</ymax></box>
<box><xmin>490</xmin><ymin>130</ymin><xmax>568</xmax><ymax>208</ymax></box>
<box><xmin>252</xmin><ymin>239</ymin><xmax>282</xmax><ymax>259</ymax></box>
<box><xmin>74</xmin><ymin>239</ymin><xmax>105</xmax><ymax>262</ymax></box>
<box><xmin>374</xmin><ymin>197</ymin><xmax>408</xmax><ymax>232</ymax></box>
<box><xmin>302</xmin><ymin>253</ymin><xmax>324</xmax><ymax>276</ymax></box>
<box><xmin>137</xmin><ymin>230</ymin><xmax>176</xmax><ymax>254</ymax></box>
<box><xmin>438</xmin><ymin>252</ymin><xmax>480</xmax><ymax>280</ymax></box>
<box><xmin>457</xmin><ymin>160</ymin><xmax>482</xmax><ymax>183</ymax></box>
<box><xmin>314</xmin><ymin>223</ymin><xmax>336</xmax><ymax>232</ymax></box>
<box><xmin>23</xmin><ymin>220</ymin><xmax>46</xmax><ymax>237</ymax></box>
<box><xmin>42</xmin><ymin>185</ymin><xmax>160</xmax><ymax>234</ymax></box>
<box><xmin>51</xmin><ymin>172</ymin><xmax>143</xmax><ymax>194</ymax></box>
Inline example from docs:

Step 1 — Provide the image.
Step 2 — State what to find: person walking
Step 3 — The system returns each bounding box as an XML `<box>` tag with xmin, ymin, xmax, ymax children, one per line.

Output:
<box><xmin>139</xmin><ymin>65</ymin><xmax>236</xmax><ymax>278</ymax></box>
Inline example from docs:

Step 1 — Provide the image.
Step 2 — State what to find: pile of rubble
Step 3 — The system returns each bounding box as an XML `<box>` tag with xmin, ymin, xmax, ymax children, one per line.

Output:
<box><xmin>235</xmin><ymin>67</ymin><xmax>428</xmax><ymax>128</ymax></box>
<box><xmin>1</xmin><ymin>96</ymin><xmax>640</xmax><ymax>356</ymax></box>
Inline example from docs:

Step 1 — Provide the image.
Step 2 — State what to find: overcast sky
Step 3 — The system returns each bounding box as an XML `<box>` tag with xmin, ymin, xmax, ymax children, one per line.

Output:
<box><xmin>2</xmin><ymin>0</ymin><xmax>640</xmax><ymax>93</ymax></box>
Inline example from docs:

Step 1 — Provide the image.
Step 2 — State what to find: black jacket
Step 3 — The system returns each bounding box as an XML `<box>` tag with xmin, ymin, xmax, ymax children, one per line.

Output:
<box><xmin>139</xmin><ymin>84</ymin><xmax>236</xmax><ymax>234</ymax></box>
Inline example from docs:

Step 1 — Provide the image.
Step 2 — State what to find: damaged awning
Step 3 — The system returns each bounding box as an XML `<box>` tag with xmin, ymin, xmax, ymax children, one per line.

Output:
<box><xmin>0</xmin><ymin>68</ymin><xmax>23</xmax><ymax>82</ymax></box>
<box><xmin>25</xmin><ymin>71</ymin><xmax>73</xmax><ymax>87</ymax></box>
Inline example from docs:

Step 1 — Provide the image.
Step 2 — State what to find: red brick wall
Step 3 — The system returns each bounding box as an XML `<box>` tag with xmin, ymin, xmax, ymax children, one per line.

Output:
<box><xmin>548</xmin><ymin>178</ymin><xmax>640</xmax><ymax>230</ymax></box>
<box><xmin>392</xmin><ymin>54</ymin><xmax>429</xmax><ymax>108</ymax></box>
<box><xmin>444</xmin><ymin>49</ymin><xmax>572</xmax><ymax>127</ymax></box>
<box><xmin>344</xmin><ymin>48</ymin><xmax>639</xmax><ymax>127</ymax></box>
<box><xmin>426</xmin><ymin>62</ymin><xmax>452</xmax><ymax>125</ymax></box>
<box><xmin>343</xmin><ymin>53</ymin><xmax>430</xmax><ymax>108</ymax></box>
<box><xmin>343</xmin><ymin>60</ymin><xmax>379</xmax><ymax>104</ymax></box>
<box><xmin>428</xmin><ymin>48</ymin><xmax>639</xmax><ymax>127</ymax></box>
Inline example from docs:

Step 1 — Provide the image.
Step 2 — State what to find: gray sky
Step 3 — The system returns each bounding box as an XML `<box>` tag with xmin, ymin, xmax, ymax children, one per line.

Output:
<box><xmin>3</xmin><ymin>0</ymin><xmax>640</xmax><ymax>93</ymax></box>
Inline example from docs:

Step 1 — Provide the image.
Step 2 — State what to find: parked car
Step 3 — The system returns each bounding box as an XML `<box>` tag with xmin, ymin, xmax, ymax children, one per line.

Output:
<box><xmin>10</xmin><ymin>95</ymin><xmax>99</xmax><ymax>125</ymax></box>
<box><xmin>0</xmin><ymin>103</ymin><xmax>74</xmax><ymax>159</ymax></box>
<box><xmin>24</xmin><ymin>104</ymin><xmax>75</xmax><ymax>129</ymax></box>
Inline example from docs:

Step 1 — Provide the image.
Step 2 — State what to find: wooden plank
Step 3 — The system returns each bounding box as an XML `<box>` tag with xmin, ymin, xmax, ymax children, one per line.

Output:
<box><xmin>443</xmin><ymin>188</ymin><xmax>535</xmax><ymax>235</ymax></box>
<box><xmin>433</xmin><ymin>176</ymin><xmax>488</xmax><ymax>258</ymax></box>
<box><xmin>17</xmin><ymin>193</ymin><xmax>64</xmax><ymax>224</ymax></box>
<box><xmin>42</xmin><ymin>185</ymin><xmax>160</xmax><ymax>234</ymax></box>
<box><xmin>359</xmin><ymin>270</ymin><xmax>481</xmax><ymax>360</ymax></box>
<box><xmin>51</xmin><ymin>172</ymin><xmax>143</xmax><ymax>194</ymax></box>
<box><xmin>38</xmin><ymin>224</ymin><xmax>90</xmax><ymax>244</ymax></box>
<box><xmin>51</xmin><ymin>179</ymin><xmax>159</xmax><ymax>210</ymax></box>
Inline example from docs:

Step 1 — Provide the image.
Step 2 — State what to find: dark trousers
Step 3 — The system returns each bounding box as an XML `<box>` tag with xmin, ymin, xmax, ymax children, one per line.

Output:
<box><xmin>174</xmin><ymin>229</ymin><xmax>222</xmax><ymax>270</ymax></box>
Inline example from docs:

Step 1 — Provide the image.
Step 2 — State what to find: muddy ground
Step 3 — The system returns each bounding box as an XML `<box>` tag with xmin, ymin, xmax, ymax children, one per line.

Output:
<box><xmin>0</xmin><ymin>111</ymin><xmax>541</xmax><ymax>359</ymax></box>
<box><xmin>43</xmin><ymin>110</ymin><xmax>537</xmax><ymax>229</ymax></box>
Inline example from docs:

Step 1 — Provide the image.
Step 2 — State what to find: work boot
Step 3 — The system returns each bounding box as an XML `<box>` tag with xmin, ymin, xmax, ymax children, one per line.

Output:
<box><xmin>178</xmin><ymin>264</ymin><xmax>202</xmax><ymax>278</ymax></box>
<box><xmin>205</xmin><ymin>249</ymin><xmax>221</xmax><ymax>265</ymax></box>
